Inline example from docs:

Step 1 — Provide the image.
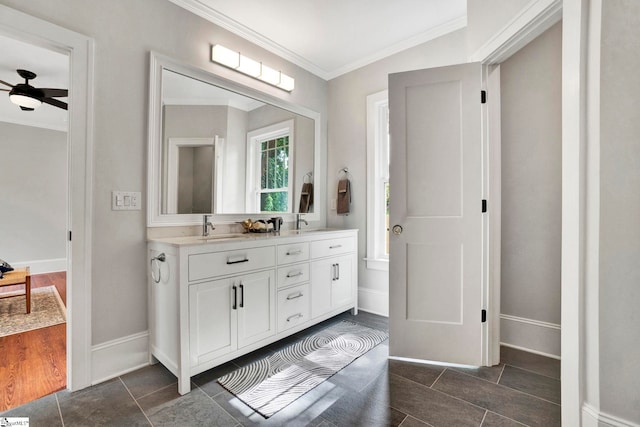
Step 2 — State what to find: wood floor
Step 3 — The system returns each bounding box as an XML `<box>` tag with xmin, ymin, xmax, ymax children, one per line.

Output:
<box><xmin>0</xmin><ymin>272</ymin><xmax>66</xmax><ymax>412</ymax></box>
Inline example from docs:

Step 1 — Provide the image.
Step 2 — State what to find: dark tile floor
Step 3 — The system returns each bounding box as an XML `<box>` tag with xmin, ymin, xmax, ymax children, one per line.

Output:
<box><xmin>1</xmin><ymin>311</ymin><xmax>561</xmax><ymax>426</ymax></box>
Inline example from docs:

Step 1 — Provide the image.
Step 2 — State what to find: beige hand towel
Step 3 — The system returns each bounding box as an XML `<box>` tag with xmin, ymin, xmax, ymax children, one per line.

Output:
<box><xmin>337</xmin><ymin>179</ymin><xmax>351</xmax><ymax>215</ymax></box>
<box><xmin>298</xmin><ymin>182</ymin><xmax>314</xmax><ymax>213</ymax></box>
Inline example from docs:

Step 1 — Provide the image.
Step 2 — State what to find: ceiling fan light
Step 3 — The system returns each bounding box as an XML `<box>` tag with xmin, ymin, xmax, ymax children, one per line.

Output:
<box><xmin>9</xmin><ymin>93</ymin><xmax>42</xmax><ymax>109</ymax></box>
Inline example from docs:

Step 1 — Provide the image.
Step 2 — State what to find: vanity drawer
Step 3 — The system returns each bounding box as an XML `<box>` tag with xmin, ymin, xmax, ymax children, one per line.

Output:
<box><xmin>188</xmin><ymin>246</ymin><xmax>275</xmax><ymax>282</ymax></box>
<box><xmin>310</xmin><ymin>236</ymin><xmax>355</xmax><ymax>259</ymax></box>
<box><xmin>277</xmin><ymin>242</ymin><xmax>310</xmax><ymax>265</ymax></box>
<box><xmin>277</xmin><ymin>283</ymin><xmax>310</xmax><ymax>332</ymax></box>
<box><xmin>277</xmin><ymin>263</ymin><xmax>310</xmax><ymax>289</ymax></box>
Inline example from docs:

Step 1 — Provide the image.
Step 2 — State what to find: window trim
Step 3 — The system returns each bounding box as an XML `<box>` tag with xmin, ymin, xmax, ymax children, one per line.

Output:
<box><xmin>365</xmin><ymin>90</ymin><xmax>389</xmax><ymax>271</ymax></box>
<box><xmin>246</xmin><ymin>119</ymin><xmax>295</xmax><ymax>213</ymax></box>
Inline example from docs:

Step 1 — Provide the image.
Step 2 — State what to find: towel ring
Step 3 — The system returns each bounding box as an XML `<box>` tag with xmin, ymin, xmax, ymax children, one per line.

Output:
<box><xmin>303</xmin><ymin>172</ymin><xmax>313</xmax><ymax>183</ymax></box>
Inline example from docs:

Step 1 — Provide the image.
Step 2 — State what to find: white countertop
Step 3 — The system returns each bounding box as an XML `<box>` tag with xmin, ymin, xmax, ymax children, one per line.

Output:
<box><xmin>147</xmin><ymin>228</ymin><xmax>353</xmax><ymax>246</ymax></box>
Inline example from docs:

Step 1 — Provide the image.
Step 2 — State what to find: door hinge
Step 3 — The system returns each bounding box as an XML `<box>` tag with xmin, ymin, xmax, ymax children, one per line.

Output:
<box><xmin>481</xmin><ymin>90</ymin><xmax>487</xmax><ymax>104</ymax></box>
<box><xmin>482</xmin><ymin>199</ymin><xmax>487</xmax><ymax>213</ymax></box>
<box><xmin>68</xmin><ymin>231</ymin><xmax>72</xmax><ymax>241</ymax></box>
<box><xmin>481</xmin><ymin>309</ymin><xmax>487</xmax><ymax>323</ymax></box>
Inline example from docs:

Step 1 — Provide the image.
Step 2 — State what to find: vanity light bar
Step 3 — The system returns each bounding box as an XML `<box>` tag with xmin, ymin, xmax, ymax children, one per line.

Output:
<box><xmin>211</xmin><ymin>44</ymin><xmax>295</xmax><ymax>92</ymax></box>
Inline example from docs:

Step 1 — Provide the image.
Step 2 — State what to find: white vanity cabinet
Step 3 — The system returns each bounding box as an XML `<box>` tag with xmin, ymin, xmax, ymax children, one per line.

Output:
<box><xmin>148</xmin><ymin>229</ymin><xmax>357</xmax><ymax>395</ymax></box>
<box><xmin>189</xmin><ymin>269</ymin><xmax>276</xmax><ymax>366</ymax></box>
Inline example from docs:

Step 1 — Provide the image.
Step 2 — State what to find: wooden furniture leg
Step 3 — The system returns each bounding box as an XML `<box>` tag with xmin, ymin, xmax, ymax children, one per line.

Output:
<box><xmin>25</xmin><ymin>272</ymin><xmax>31</xmax><ymax>313</ymax></box>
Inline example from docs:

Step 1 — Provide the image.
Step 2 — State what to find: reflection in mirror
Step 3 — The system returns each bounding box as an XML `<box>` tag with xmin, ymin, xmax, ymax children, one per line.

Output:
<box><xmin>161</xmin><ymin>69</ymin><xmax>314</xmax><ymax>215</ymax></box>
<box><xmin>148</xmin><ymin>52</ymin><xmax>322</xmax><ymax>227</ymax></box>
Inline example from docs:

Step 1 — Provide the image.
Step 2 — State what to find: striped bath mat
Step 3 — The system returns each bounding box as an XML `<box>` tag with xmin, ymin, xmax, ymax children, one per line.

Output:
<box><xmin>217</xmin><ymin>320</ymin><xmax>388</xmax><ymax>418</ymax></box>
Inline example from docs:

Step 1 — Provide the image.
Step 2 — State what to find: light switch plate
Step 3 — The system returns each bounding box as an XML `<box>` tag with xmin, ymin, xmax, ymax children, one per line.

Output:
<box><xmin>112</xmin><ymin>191</ymin><xmax>141</xmax><ymax>210</ymax></box>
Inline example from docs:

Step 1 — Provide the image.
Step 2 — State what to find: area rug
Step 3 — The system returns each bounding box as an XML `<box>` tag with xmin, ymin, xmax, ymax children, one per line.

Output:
<box><xmin>217</xmin><ymin>320</ymin><xmax>388</xmax><ymax>418</ymax></box>
<box><xmin>0</xmin><ymin>286</ymin><xmax>66</xmax><ymax>337</ymax></box>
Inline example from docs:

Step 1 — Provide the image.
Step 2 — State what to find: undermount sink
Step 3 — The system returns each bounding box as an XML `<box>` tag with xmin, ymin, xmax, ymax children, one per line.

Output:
<box><xmin>198</xmin><ymin>234</ymin><xmax>249</xmax><ymax>241</ymax></box>
<box><xmin>283</xmin><ymin>228</ymin><xmax>337</xmax><ymax>235</ymax></box>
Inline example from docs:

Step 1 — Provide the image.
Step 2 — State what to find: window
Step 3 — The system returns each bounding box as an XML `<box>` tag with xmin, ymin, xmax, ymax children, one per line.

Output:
<box><xmin>366</xmin><ymin>90</ymin><xmax>390</xmax><ymax>270</ymax></box>
<box><xmin>246</xmin><ymin>120</ymin><xmax>294</xmax><ymax>213</ymax></box>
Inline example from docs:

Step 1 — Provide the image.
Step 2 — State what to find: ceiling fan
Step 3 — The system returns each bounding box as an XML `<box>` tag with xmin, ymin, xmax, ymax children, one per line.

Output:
<box><xmin>0</xmin><ymin>69</ymin><xmax>68</xmax><ymax>111</ymax></box>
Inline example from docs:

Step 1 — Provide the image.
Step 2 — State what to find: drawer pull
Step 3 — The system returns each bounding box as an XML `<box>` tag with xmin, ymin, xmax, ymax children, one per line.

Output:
<box><xmin>287</xmin><ymin>313</ymin><xmax>304</xmax><ymax>322</ymax></box>
<box><xmin>226</xmin><ymin>258</ymin><xmax>249</xmax><ymax>265</ymax></box>
<box><xmin>329</xmin><ymin>244</ymin><xmax>343</xmax><ymax>249</ymax></box>
<box><xmin>286</xmin><ymin>249</ymin><xmax>303</xmax><ymax>255</ymax></box>
<box><xmin>286</xmin><ymin>292</ymin><xmax>304</xmax><ymax>300</ymax></box>
<box><xmin>286</xmin><ymin>271</ymin><xmax>304</xmax><ymax>278</ymax></box>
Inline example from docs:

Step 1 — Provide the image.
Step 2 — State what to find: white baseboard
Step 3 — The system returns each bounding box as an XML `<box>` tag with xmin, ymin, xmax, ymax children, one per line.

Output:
<box><xmin>12</xmin><ymin>258</ymin><xmax>66</xmax><ymax>274</ymax></box>
<box><xmin>91</xmin><ymin>331</ymin><xmax>149</xmax><ymax>385</ymax></box>
<box><xmin>357</xmin><ymin>287</ymin><xmax>388</xmax><ymax>316</ymax></box>
<box><xmin>500</xmin><ymin>314</ymin><xmax>560</xmax><ymax>358</ymax></box>
<box><xmin>583</xmin><ymin>403</ymin><xmax>640</xmax><ymax>427</ymax></box>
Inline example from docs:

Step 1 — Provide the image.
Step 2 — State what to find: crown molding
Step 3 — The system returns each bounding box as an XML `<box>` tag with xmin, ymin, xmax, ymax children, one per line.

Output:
<box><xmin>168</xmin><ymin>0</ymin><xmax>329</xmax><ymax>78</ymax></box>
<box><xmin>469</xmin><ymin>0</ymin><xmax>562</xmax><ymax>64</ymax></box>
<box><xmin>169</xmin><ymin>0</ymin><xmax>466</xmax><ymax>81</ymax></box>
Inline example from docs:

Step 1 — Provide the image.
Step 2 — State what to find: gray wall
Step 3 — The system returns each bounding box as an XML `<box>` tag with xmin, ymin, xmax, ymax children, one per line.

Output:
<box><xmin>0</xmin><ymin>0</ymin><xmax>328</xmax><ymax>345</ymax></box>
<box><xmin>0</xmin><ymin>121</ymin><xmax>66</xmax><ymax>270</ymax></box>
<box><xmin>599</xmin><ymin>0</ymin><xmax>640</xmax><ymax>421</ymax></box>
<box><xmin>500</xmin><ymin>22</ymin><xmax>562</xmax><ymax>355</ymax></box>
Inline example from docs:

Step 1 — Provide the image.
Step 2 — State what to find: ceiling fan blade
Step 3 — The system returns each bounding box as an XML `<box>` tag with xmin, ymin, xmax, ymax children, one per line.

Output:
<box><xmin>42</xmin><ymin>97</ymin><xmax>68</xmax><ymax>110</ymax></box>
<box><xmin>0</xmin><ymin>79</ymin><xmax>15</xmax><ymax>88</ymax></box>
<box><xmin>40</xmin><ymin>88</ymin><xmax>68</xmax><ymax>97</ymax></box>
<box><xmin>0</xmin><ymin>88</ymin><xmax>9</xmax><ymax>92</ymax></box>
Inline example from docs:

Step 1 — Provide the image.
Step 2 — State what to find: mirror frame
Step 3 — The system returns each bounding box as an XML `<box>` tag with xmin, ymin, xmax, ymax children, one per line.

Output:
<box><xmin>147</xmin><ymin>52</ymin><xmax>323</xmax><ymax>227</ymax></box>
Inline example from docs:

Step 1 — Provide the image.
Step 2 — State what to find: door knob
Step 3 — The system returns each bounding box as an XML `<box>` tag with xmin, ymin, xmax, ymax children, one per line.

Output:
<box><xmin>392</xmin><ymin>225</ymin><xmax>403</xmax><ymax>235</ymax></box>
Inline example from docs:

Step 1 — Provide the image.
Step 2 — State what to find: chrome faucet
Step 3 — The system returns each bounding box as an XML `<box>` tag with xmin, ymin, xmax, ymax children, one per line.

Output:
<box><xmin>202</xmin><ymin>215</ymin><xmax>215</xmax><ymax>236</ymax></box>
<box><xmin>295</xmin><ymin>213</ymin><xmax>308</xmax><ymax>230</ymax></box>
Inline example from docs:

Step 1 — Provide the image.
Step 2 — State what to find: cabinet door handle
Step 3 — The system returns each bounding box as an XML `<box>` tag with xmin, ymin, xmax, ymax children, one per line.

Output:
<box><xmin>239</xmin><ymin>283</ymin><xmax>244</xmax><ymax>308</ymax></box>
<box><xmin>286</xmin><ymin>292</ymin><xmax>304</xmax><ymax>300</ymax></box>
<box><xmin>232</xmin><ymin>285</ymin><xmax>237</xmax><ymax>310</ymax></box>
<box><xmin>287</xmin><ymin>313</ymin><xmax>303</xmax><ymax>322</ymax></box>
<box><xmin>329</xmin><ymin>245</ymin><xmax>342</xmax><ymax>249</ymax></box>
<box><xmin>286</xmin><ymin>271</ymin><xmax>303</xmax><ymax>278</ymax></box>
<box><xmin>336</xmin><ymin>263</ymin><xmax>340</xmax><ymax>280</ymax></box>
<box><xmin>331</xmin><ymin>264</ymin><xmax>337</xmax><ymax>281</ymax></box>
<box><xmin>286</xmin><ymin>249</ymin><xmax>302</xmax><ymax>255</ymax></box>
<box><xmin>226</xmin><ymin>258</ymin><xmax>249</xmax><ymax>265</ymax></box>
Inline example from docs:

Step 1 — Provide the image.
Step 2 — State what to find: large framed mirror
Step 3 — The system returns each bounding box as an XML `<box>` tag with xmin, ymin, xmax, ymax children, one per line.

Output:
<box><xmin>147</xmin><ymin>52</ymin><xmax>322</xmax><ymax>227</ymax></box>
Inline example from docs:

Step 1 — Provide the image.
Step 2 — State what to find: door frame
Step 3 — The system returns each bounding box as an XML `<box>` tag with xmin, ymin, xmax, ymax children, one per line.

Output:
<box><xmin>0</xmin><ymin>5</ymin><xmax>95</xmax><ymax>391</ymax></box>
<box><xmin>470</xmin><ymin>0</ymin><xmax>587</xmax><ymax>424</ymax></box>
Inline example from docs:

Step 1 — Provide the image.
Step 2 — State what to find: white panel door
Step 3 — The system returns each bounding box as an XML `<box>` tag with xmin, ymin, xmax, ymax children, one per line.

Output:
<box><xmin>189</xmin><ymin>278</ymin><xmax>237</xmax><ymax>366</ymax></box>
<box><xmin>389</xmin><ymin>63</ymin><xmax>486</xmax><ymax>366</ymax></box>
<box><xmin>236</xmin><ymin>270</ymin><xmax>276</xmax><ymax>348</ymax></box>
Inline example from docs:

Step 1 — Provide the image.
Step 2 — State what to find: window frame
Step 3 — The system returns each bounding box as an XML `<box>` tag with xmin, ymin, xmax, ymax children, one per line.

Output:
<box><xmin>365</xmin><ymin>90</ymin><xmax>390</xmax><ymax>271</ymax></box>
<box><xmin>246</xmin><ymin>119</ymin><xmax>295</xmax><ymax>213</ymax></box>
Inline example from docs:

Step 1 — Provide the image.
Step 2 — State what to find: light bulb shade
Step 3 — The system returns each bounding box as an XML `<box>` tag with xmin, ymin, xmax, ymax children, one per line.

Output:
<box><xmin>211</xmin><ymin>44</ymin><xmax>295</xmax><ymax>92</ymax></box>
<box><xmin>278</xmin><ymin>73</ymin><xmax>295</xmax><ymax>92</ymax></box>
<box><xmin>211</xmin><ymin>44</ymin><xmax>240</xmax><ymax>68</ymax></box>
<box><xmin>9</xmin><ymin>93</ymin><xmax>42</xmax><ymax>109</ymax></box>
<box><xmin>237</xmin><ymin>55</ymin><xmax>261</xmax><ymax>77</ymax></box>
<box><xmin>259</xmin><ymin>64</ymin><xmax>281</xmax><ymax>86</ymax></box>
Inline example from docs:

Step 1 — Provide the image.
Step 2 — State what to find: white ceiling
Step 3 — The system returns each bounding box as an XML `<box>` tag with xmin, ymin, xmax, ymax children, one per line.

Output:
<box><xmin>0</xmin><ymin>1</ymin><xmax>466</xmax><ymax>130</ymax></box>
<box><xmin>0</xmin><ymin>34</ymin><xmax>69</xmax><ymax>132</ymax></box>
<box><xmin>170</xmin><ymin>0</ymin><xmax>467</xmax><ymax>80</ymax></box>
